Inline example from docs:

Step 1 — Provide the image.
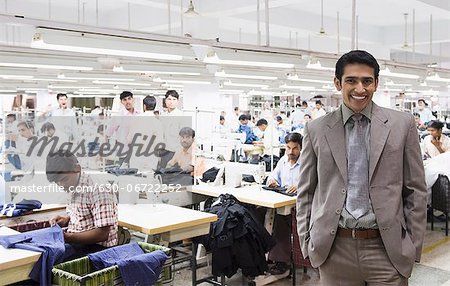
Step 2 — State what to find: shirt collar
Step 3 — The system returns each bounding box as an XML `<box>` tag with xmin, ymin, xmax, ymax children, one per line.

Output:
<box><xmin>341</xmin><ymin>101</ymin><xmax>373</xmax><ymax>125</ymax></box>
<box><xmin>282</xmin><ymin>154</ymin><xmax>301</xmax><ymax>168</ymax></box>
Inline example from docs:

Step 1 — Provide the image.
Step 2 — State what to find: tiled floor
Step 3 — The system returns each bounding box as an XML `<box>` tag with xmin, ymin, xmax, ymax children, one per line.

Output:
<box><xmin>172</xmin><ymin>221</ymin><xmax>450</xmax><ymax>285</ymax></box>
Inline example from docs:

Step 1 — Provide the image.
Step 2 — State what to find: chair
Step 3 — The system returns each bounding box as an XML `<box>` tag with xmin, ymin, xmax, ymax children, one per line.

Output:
<box><xmin>291</xmin><ymin>209</ymin><xmax>313</xmax><ymax>285</ymax></box>
<box><xmin>431</xmin><ymin>174</ymin><xmax>450</xmax><ymax>236</ymax></box>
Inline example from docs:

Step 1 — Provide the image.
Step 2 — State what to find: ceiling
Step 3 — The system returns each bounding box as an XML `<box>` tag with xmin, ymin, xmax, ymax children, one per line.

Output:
<box><xmin>0</xmin><ymin>0</ymin><xmax>449</xmax><ymax>102</ymax></box>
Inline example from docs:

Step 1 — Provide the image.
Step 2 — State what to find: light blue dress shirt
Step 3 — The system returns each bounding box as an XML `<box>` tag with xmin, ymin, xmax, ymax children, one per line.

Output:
<box><xmin>268</xmin><ymin>155</ymin><xmax>301</xmax><ymax>187</ymax></box>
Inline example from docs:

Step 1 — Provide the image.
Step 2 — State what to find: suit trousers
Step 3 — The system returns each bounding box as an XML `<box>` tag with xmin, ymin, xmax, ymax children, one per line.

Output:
<box><xmin>319</xmin><ymin>235</ymin><xmax>408</xmax><ymax>286</ymax></box>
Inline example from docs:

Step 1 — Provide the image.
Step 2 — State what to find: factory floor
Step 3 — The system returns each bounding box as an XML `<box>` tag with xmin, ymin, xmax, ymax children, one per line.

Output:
<box><xmin>172</xmin><ymin>220</ymin><xmax>450</xmax><ymax>285</ymax></box>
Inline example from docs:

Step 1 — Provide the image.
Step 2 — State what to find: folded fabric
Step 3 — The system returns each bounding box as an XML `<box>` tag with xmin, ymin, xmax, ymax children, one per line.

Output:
<box><xmin>88</xmin><ymin>242</ymin><xmax>144</xmax><ymax>270</ymax></box>
<box><xmin>0</xmin><ymin>225</ymin><xmax>65</xmax><ymax>285</ymax></box>
<box><xmin>117</xmin><ymin>250</ymin><xmax>168</xmax><ymax>286</ymax></box>
<box><xmin>0</xmin><ymin>199</ymin><xmax>42</xmax><ymax>217</ymax></box>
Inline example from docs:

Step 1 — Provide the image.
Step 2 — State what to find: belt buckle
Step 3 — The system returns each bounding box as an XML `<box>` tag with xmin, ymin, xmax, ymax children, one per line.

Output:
<box><xmin>352</xmin><ymin>228</ymin><xmax>357</xmax><ymax>240</ymax></box>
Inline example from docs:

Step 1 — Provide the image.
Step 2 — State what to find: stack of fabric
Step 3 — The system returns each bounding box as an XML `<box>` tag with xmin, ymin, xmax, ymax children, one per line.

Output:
<box><xmin>88</xmin><ymin>242</ymin><xmax>168</xmax><ymax>286</ymax></box>
<box><xmin>196</xmin><ymin>194</ymin><xmax>275</xmax><ymax>278</ymax></box>
<box><xmin>0</xmin><ymin>199</ymin><xmax>42</xmax><ymax>217</ymax></box>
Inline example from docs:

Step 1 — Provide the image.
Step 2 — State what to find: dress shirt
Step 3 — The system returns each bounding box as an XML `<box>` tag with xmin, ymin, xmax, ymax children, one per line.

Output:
<box><xmin>338</xmin><ymin>102</ymin><xmax>378</xmax><ymax>229</ymax></box>
<box><xmin>267</xmin><ymin>155</ymin><xmax>301</xmax><ymax>187</ymax></box>
<box><xmin>423</xmin><ymin>134</ymin><xmax>450</xmax><ymax>158</ymax></box>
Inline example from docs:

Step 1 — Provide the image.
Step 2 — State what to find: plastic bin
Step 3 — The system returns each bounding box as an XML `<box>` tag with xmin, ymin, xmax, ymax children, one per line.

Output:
<box><xmin>52</xmin><ymin>242</ymin><xmax>172</xmax><ymax>286</ymax></box>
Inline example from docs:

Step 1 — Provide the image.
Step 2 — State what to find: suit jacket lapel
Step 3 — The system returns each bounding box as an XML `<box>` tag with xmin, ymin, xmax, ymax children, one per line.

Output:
<box><xmin>324</xmin><ymin>110</ymin><xmax>348</xmax><ymax>187</ymax></box>
<box><xmin>369</xmin><ymin>103</ymin><xmax>390</xmax><ymax>183</ymax></box>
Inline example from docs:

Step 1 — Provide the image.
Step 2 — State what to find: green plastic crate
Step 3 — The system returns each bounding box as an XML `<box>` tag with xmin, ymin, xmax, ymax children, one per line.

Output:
<box><xmin>52</xmin><ymin>242</ymin><xmax>172</xmax><ymax>286</ymax></box>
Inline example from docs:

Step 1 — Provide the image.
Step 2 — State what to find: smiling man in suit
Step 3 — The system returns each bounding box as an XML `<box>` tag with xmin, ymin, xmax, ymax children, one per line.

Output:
<box><xmin>296</xmin><ymin>50</ymin><xmax>427</xmax><ymax>285</ymax></box>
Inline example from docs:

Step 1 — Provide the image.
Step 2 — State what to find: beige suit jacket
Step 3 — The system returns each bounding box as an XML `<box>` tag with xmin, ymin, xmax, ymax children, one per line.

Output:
<box><xmin>296</xmin><ymin>102</ymin><xmax>427</xmax><ymax>278</ymax></box>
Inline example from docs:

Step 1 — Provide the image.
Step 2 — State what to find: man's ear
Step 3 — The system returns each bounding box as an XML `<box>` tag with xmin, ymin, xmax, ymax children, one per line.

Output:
<box><xmin>334</xmin><ymin>77</ymin><xmax>342</xmax><ymax>91</ymax></box>
<box><xmin>374</xmin><ymin>78</ymin><xmax>379</xmax><ymax>92</ymax></box>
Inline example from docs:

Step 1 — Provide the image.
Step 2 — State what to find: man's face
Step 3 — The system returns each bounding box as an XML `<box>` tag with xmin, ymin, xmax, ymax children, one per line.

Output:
<box><xmin>6</xmin><ymin>116</ymin><xmax>14</xmax><ymax>123</ymax></box>
<box><xmin>304</xmin><ymin>115</ymin><xmax>311</xmax><ymax>122</ymax></box>
<box><xmin>165</xmin><ymin>95</ymin><xmax>178</xmax><ymax>110</ymax></box>
<box><xmin>47</xmin><ymin>128</ymin><xmax>56</xmax><ymax>137</ymax></box>
<box><xmin>239</xmin><ymin>119</ymin><xmax>248</xmax><ymax>125</ymax></box>
<box><xmin>334</xmin><ymin>63</ymin><xmax>378</xmax><ymax>113</ymax></box>
<box><xmin>180</xmin><ymin>135</ymin><xmax>194</xmax><ymax>149</ymax></box>
<box><xmin>418</xmin><ymin>101</ymin><xmax>425</xmax><ymax>110</ymax></box>
<box><xmin>58</xmin><ymin>96</ymin><xmax>68</xmax><ymax>109</ymax></box>
<box><xmin>285</xmin><ymin>141</ymin><xmax>301</xmax><ymax>161</ymax></box>
<box><xmin>427</xmin><ymin>127</ymin><xmax>441</xmax><ymax>139</ymax></box>
<box><xmin>414</xmin><ymin>115</ymin><xmax>420</xmax><ymax>123</ymax></box>
<box><xmin>121</xmin><ymin>96</ymin><xmax>134</xmax><ymax>111</ymax></box>
<box><xmin>258</xmin><ymin>124</ymin><xmax>267</xmax><ymax>131</ymax></box>
<box><xmin>220</xmin><ymin>119</ymin><xmax>225</xmax><ymax>125</ymax></box>
<box><xmin>315</xmin><ymin>103</ymin><xmax>321</xmax><ymax>110</ymax></box>
<box><xmin>18</xmin><ymin>125</ymin><xmax>33</xmax><ymax>139</ymax></box>
<box><xmin>55</xmin><ymin>168</ymin><xmax>81</xmax><ymax>191</ymax></box>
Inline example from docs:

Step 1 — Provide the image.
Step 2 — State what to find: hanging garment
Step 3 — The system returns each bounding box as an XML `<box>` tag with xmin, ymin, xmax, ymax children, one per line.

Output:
<box><xmin>196</xmin><ymin>194</ymin><xmax>275</xmax><ymax>278</ymax></box>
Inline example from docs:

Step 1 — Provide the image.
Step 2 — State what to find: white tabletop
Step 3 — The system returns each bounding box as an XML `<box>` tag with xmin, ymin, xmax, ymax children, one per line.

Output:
<box><xmin>191</xmin><ymin>184</ymin><xmax>296</xmax><ymax>209</ymax></box>
<box><xmin>0</xmin><ymin>226</ymin><xmax>41</xmax><ymax>272</ymax></box>
<box><xmin>118</xmin><ymin>204</ymin><xmax>217</xmax><ymax>236</ymax></box>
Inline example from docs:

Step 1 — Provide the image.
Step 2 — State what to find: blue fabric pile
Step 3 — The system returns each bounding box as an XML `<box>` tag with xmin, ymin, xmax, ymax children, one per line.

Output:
<box><xmin>0</xmin><ymin>199</ymin><xmax>42</xmax><ymax>217</ymax></box>
<box><xmin>88</xmin><ymin>242</ymin><xmax>168</xmax><ymax>286</ymax></box>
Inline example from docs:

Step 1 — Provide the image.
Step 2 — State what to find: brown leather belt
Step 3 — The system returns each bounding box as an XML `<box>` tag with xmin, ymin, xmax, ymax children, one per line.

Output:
<box><xmin>337</xmin><ymin>228</ymin><xmax>380</xmax><ymax>239</ymax></box>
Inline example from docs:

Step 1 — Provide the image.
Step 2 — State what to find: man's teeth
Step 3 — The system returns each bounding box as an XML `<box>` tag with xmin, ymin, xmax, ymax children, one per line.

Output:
<box><xmin>351</xmin><ymin>95</ymin><xmax>365</xmax><ymax>100</ymax></box>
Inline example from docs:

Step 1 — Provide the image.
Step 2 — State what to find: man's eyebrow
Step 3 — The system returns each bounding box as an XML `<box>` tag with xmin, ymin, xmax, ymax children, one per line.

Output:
<box><xmin>344</xmin><ymin>76</ymin><xmax>374</xmax><ymax>80</ymax></box>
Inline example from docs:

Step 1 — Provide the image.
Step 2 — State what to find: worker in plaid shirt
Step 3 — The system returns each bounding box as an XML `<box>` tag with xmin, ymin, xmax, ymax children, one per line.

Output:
<box><xmin>47</xmin><ymin>150</ymin><xmax>118</xmax><ymax>260</ymax></box>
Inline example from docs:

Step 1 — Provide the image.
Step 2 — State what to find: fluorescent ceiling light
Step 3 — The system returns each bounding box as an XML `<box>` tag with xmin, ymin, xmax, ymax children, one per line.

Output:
<box><xmin>58</xmin><ymin>74</ymin><xmax>135</xmax><ymax>81</ymax></box>
<box><xmin>280</xmin><ymin>84</ymin><xmax>316</xmax><ymax>91</ymax></box>
<box><xmin>218</xmin><ymin>89</ymin><xmax>244</xmax><ymax>94</ymax></box>
<box><xmin>287</xmin><ymin>74</ymin><xmax>333</xmax><ymax>84</ymax></box>
<box><xmin>223</xmin><ymin>82</ymin><xmax>269</xmax><ymax>88</ymax></box>
<box><xmin>215</xmin><ymin>70</ymin><xmax>277</xmax><ymax>80</ymax></box>
<box><xmin>31</xmin><ymin>33</ymin><xmax>182</xmax><ymax>61</ymax></box>
<box><xmin>113</xmin><ymin>66</ymin><xmax>200</xmax><ymax>76</ymax></box>
<box><xmin>248</xmin><ymin>90</ymin><xmax>283</xmax><ymax>96</ymax></box>
<box><xmin>27</xmin><ymin>78</ymin><xmax>77</xmax><ymax>82</ymax></box>
<box><xmin>92</xmin><ymin>80</ymin><xmax>151</xmax><ymax>86</ymax></box>
<box><xmin>204</xmin><ymin>53</ymin><xmax>294</xmax><ymax>69</ymax></box>
<box><xmin>0</xmin><ymin>62</ymin><xmax>93</xmax><ymax>71</ymax></box>
<box><xmin>379</xmin><ymin>67</ymin><xmax>419</xmax><ymax>79</ymax></box>
<box><xmin>153</xmin><ymin>77</ymin><xmax>211</xmax><ymax>85</ymax></box>
<box><xmin>426</xmin><ymin>73</ymin><xmax>450</xmax><ymax>83</ymax></box>
<box><xmin>0</xmin><ymin>75</ymin><xmax>33</xmax><ymax>79</ymax></box>
<box><xmin>161</xmin><ymin>83</ymin><xmax>184</xmax><ymax>88</ymax></box>
<box><xmin>306</xmin><ymin>60</ymin><xmax>335</xmax><ymax>71</ymax></box>
<box><xmin>384</xmin><ymin>79</ymin><xmax>412</xmax><ymax>87</ymax></box>
<box><xmin>50</xmin><ymin>85</ymin><xmax>99</xmax><ymax>89</ymax></box>
<box><xmin>0</xmin><ymin>89</ymin><xmax>17</xmax><ymax>92</ymax></box>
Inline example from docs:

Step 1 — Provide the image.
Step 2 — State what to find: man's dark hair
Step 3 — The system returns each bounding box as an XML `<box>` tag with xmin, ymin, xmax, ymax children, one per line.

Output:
<box><xmin>305</xmin><ymin>114</ymin><xmax>311</xmax><ymax>118</ymax></box>
<box><xmin>17</xmin><ymin>121</ymin><xmax>34</xmax><ymax>130</ymax></box>
<box><xmin>418</xmin><ymin>99</ymin><xmax>426</xmax><ymax>105</ymax></box>
<box><xmin>427</xmin><ymin>120</ymin><xmax>444</xmax><ymax>130</ymax></box>
<box><xmin>315</xmin><ymin>100</ymin><xmax>322</xmax><ymax>105</ymax></box>
<box><xmin>6</xmin><ymin>113</ymin><xmax>16</xmax><ymax>120</ymax></box>
<box><xmin>285</xmin><ymin>132</ymin><xmax>303</xmax><ymax>148</ymax></box>
<box><xmin>120</xmin><ymin>91</ymin><xmax>133</xmax><ymax>100</ymax></box>
<box><xmin>56</xmin><ymin>93</ymin><xmax>67</xmax><ymax>100</ymax></box>
<box><xmin>97</xmin><ymin>124</ymin><xmax>104</xmax><ymax>134</ymax></box>
<box><xmin>413</xmin><ymin>112</ymin><xmax>420</xmax><ymax>118</ymax></box>
<box><xmin>46</xmin><ymin>150</ymin><xmax>79</xmax><ymax>183</ymax></box>
<box><xmin>238</xmin><ymin>114</ymin><xmax>248</xmax><ymax>121</ymax></box>
<box><xmin>143</xmin><ymin>95</ymin><xmax>157</xmax><ymax>111</ymax></box>
<box><xmin>335</xmin><ymin>50</ymin><xmax>380</xmax><ymax>82</ymax></box>
<box><xmin>276</xmin><ymin>116</ymin><xmax>282</xmax><ymax>122</ymax></box>
<box><xmin>179</xmin><ymin>127</ymin><xmax>195</xmax><ymax>138</ymax></box>
<box><xmin>302</xmin><ymin>101</ymin><xmax>308</xmax><ymax>106</ymax></box>
<box><xmin>165</xmin><ymin>90</ymin><xmax>179</xmax><ymax>99</ymax></box>
<box><xmin>219</xmin><ymin>115</ymin><xmax>225</xmax><ymax>121</ymax></box>
<box><xmin>234</xmin><ymin>107</ymin><xmax>239</xmax><ymax>112</ymax></box>
<box><xmin>94</xmin><ymin>105</ymin><xmax>100</xmax><ymax>109</ymax></box>
<box><xmin>41</xmin><ymin>122</ymin><xmax>55</xmax><ymax>133</ymax></box>
<box><xmin>256</xmin><ymin>119</ymin><xmax>268</xmax><ymax>126</ymax></box>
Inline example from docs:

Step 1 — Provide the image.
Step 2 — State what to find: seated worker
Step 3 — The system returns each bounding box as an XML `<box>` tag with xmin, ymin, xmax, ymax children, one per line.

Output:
<box><xmin>254</xmin><ymin>119</ymin><xmax>280</xmax><ymax>156</ymax></box>
<box><xmin>167</xmin><ymin>127</ymin><xmax>205</xmax><ymax>177</ymax></box>
<box><xmin>47</xmin><ymin>150</ymin><xmax>118</xmax><ymax>260</ymax></box>
<box><xmin>265</xmin><ymin>132</ymin><xmax>303</xmax><ymax>274</ymax></box>
<box><xmin>423</xmin><ymin>120</ymin><xmax>450</xmax><ymax>158</ymax></box>
<box><xmin>237</xmin><ymin>114</ymin><xmax>259</xmax><ymax>144</ymax></box>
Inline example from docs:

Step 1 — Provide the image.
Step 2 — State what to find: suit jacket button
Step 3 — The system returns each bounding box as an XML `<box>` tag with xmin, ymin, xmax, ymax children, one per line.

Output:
<box><xmin>336</xmin><ymin>209</ymin><xmax>341</xmax><ymax>215</ymax></box>
<box><xmin>341</xmin><ymin>189</ymin><xmax>346</xmax><ymax>194</ymax></box>
<box><xmin>331</xmin><ymin>229</ymin><xmax>336</xmax><ymax>235</ymax></box>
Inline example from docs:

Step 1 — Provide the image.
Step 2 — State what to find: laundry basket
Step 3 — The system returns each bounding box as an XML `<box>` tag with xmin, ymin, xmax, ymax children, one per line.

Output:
<box><xmin>52</xmin><ymin>242</ymin><xmax>172</xmax><ymax>286</ymax></box>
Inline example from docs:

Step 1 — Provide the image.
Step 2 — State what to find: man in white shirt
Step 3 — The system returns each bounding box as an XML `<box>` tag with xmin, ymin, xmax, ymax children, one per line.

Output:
<box><xmin>49</xmin><ymin>93</ymin><xmax>77</xmax><ymax>142</ymax></box>
<box><xmin>160</xmin><ymin>90</ymin><xmax>185</xmax><ymax>168</ymax></box>
<box><xmin>106</xmin><ymin>91</ymin><xmax>140</xmax><ymax>160</ymax></box>
<box><xmin>423</xmin><ymin>120</ymin><xmax>450</xmax><ymax>158</ymax></box>
<box><xmin>266</xmin><ymin>132</ymin><xmax>303</xmax><ymax>274</ymax></box>
<box><xmin>415</xmin><ymin>99</ymin><xmax>435</xmax><ymax>124</ymax></box>
<box><xmin>311</xmin><ymin>100</ymin><xmax>326</xmax><ymax>120</ymax></box>
<box><xmin>254</xmin><ymin>119</ymin><xmax>280</xmax><ymax>156</ymax></box>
